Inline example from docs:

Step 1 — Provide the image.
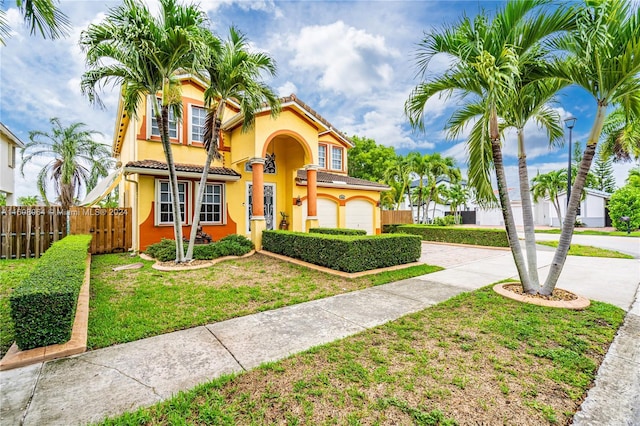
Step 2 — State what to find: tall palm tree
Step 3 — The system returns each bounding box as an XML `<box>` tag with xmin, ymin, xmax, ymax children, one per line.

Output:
<box><xmin>20</xmin><ymin>118</ymin><xmax>111</xmax><ymax>209</ymax></box>
<box><xmin>443</xmin><ymin>183</ymin><xmax>469</xmax><ymax>224</ymax></box>
<box><xmin>407</xmin><ymin>152</ymin><xmax>428</xmax><ymax>223</ymax></box>
<box><xmin>542</xmin><ymin>0</ymin><xmax>640</xmax><ymax>294</ymax></box>
<box><xmin>423</xmin><ymin>153</ymin><xmax>460</xmax><ymax>222</ymax></box>
<box><xmin>384</xmin><ymin>156</ymin><xmax>413</xmax><ymax>213</ymax></box>
<box><xmin>185</xmin><ymin>26</ymin><xmax>280</xmax><ymax>260</ymax></box>
<box><xmin>0</xmin><ymin>0</ymin><xmax>70</xmax><ymax>43</ymax></box>
<box><xmin>80</xmin><ymin>0</ymin><xmax>210</xmax><ymax>262</ymax></box>
<box><xmin>531</xmin><ymin>169</ymin><xmax>567</xmax><ymax>226</ymax></box>
<box><xmin>406</xmin><ymin>0</ymin><xmax>574</xmax><ymax>293</ymax></box>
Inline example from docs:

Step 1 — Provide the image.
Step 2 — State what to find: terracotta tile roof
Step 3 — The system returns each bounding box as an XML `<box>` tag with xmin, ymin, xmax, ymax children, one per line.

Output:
<box><xmin>125</xmin><ymin>160</ymin><xmax>240</xmax><ymax>177</ymax></box>
<box><xmin>296</xmin><ymin>170</ymin><xmax>389</xmax><ymax>190</ymax></box>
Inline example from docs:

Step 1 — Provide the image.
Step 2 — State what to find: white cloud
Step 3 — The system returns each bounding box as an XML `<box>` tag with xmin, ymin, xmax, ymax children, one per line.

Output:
<box><xmin>277</xmin><ymin>81</ymin><xmax>297</xmax><ymax>97</ymax></box>
<box><xmin>285</xmin><ymin>21</ymin><xmax>399</xmax><ymax>96</ymax></box>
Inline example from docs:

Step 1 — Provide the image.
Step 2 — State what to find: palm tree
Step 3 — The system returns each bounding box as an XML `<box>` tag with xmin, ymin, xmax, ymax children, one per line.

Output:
<box><xmin>80</xmin><ymin>0</ymin><xmax>210</xmax><ymax>262</ymax></box>
<box><xmin>599</xmin><ymin>107</ymin><xmax>640</xmax><ymax>163</ymax></box>
<box><xmin>406</xmin><ymin>0</ymin><xmax>574</xmax><ymax>293</ymax></box>
<box><xmin>443</xmin><ymin>183</ymin><xmax>469</xmax><ymax>224</ymax></box>
<box><xmin>0</xmin><ymin>0</ymin><xmax>70</xmax><ymax>43</ymax></box>
<box><xmin>531</xmin><ymin>169</ymin><xmax>567</xmax><ymax>226</ymax></box>
<box><xmin>423</xmin><ymin>153</ymin><xmax>460</xmax><ymax>222</ymax></box>
<box><xmin>384</xmin><ymin>156</ymin><xmax>413</xmax><ymax>213</ymax></box>
<box><xmin>17</xmin><ymin>195</ymin><xmax>40</xmax><ymax>206</ymax></box>
<box><xmin>407</xmin><ymin>152</ymin><xmax>428</xmax><ymax>223</ymax></box>
<box><xmin>20</xmin><ymin>118</ymin><xmax>111</xmax><ymax>210</ymax></box>
<box><xmin>381</xmin><ymin>181</ymin><xmax>404</xmax><ymax>210</ymax></box>
<box><xmin>185</xmin><ymin>27</ymin><xmax>280</xmax><ymax>260</ymax></box>
<box><xmin>542</xmin><ymin>0</ymin><xmax>640</xmax><ymax>294</ymax></box>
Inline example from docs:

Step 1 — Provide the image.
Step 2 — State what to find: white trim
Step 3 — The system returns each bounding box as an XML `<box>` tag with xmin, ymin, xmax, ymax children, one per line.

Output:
<box><xmin>330</xmin><ymin>146</ymin><xmax>343</xmax><ymax>171</ymax></box>
<box><xmin>188</xmin><ymin>103</ymin><xmax>206</xmax><ymax>146</ymax></box>
<box><xmin>297</xmin><ymin>181</ymin><xmax>389</xmax><ymax>192</ymax></box>
<box><xmin>155</xmin><ymin>178</ymin><xmax>191</xmax><ymax>226</ymax></box>
<box><xmin>147</xmin><ymin>96</ymin><xmax>180</xmax><ymax>141</ymax></box>
<box><xmin>195</xmin><ymin>182</ymin><xmax>226</xmax><ymax>225</ymax></box>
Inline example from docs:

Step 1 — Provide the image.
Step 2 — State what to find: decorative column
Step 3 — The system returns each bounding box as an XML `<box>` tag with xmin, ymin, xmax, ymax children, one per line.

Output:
<box><xmin>304</xmin><ymin>164</ymin><xmax>319</xmax><ymax>232</ymax></box>
<box><xmin>250</xmin><ymin>158</ymin><xmax>266</xmax><ymax>249</ymax></box>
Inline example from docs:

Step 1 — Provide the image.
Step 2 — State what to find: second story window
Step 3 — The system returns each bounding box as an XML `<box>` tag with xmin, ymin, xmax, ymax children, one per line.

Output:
<box><xmin>318</xmin><ymin>145</ymin><xmax>326</xmax><ymax>169</ymax></box>
<box><xmin>191</xmin><ymin>105</ymin><xmax>206</xmax><ymax>143</ymax></box>
<box><xmin>150</xmin><ymin>98</ymin><xmax>178</xmax><ymax>139</ymax></box>
<box><xmin>331</xmin><ymin>146</ymin><xmax>343</xmax><ymax>170</ymax></box>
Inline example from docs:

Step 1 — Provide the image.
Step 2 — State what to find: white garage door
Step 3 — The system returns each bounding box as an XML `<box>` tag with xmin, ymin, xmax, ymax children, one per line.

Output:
<box><xmin>301</xmin><ymin>198</ymin><xmax>338</xmax><ymax>230</ymax></box>
<box><xmin>346</xmin><ymin>199</ymin><xmax>374</xmax><ymax>235</ymax></box>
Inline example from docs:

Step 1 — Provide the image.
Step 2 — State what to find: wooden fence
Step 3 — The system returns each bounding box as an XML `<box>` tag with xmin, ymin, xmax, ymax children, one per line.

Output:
<box><xmin>381</xmin><ymin>210</ymin><xmax>414</xmax><ymax>225</ymax></box>
<box><xmin>1</xmin><ymin>206</ymin><xmax>132</xmax><ymax>259</ymax></box>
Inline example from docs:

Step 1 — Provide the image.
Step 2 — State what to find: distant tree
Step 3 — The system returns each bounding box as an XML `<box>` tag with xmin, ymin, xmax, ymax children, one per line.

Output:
<box><xmin>627</xmin><ymin>167</ymin><xmax>640</xmax><ymax>188</ymax></box>
<box><xmin>384</xmin><ymin>156</ymin><xmax>412</xmax><ymax>211</ymax></box>
<box><xmin>531</xmin><ymin>170</ymin><xmax>567</xmax><ymax>226</ymax></box>
<box><xmin>18</xmin><ymin>195</ymin><xmax>39</xmax><ymax>206</ymax></box>
<box><xmin>442</xmin><ymin>183</ymin><xmax>469</xmax><ymax>224</ymax></box>
<box><xmin>380</xmin><ymin>181</ymin><xmax>403</xmax><ymax>210</ymax></box>
<box><xmin>0</xmin><ymin>0</ymin><xmax>70</xmax><ymax>44</ymax></box>
<box><xmin>0</xmin><ymin>192</ymin><xmax>6</xmax><ymax>206</ymax></box>
<box><xmin>20</xmin><ymin>118</ymin><xmax>111</xmax><ymax>210</ymax></box>
<box><xmin>347</xmin><ymin>136</ymin><xmax>397</xmax><ymax>183</ymax></box>
<box><xmin>592</xmin><ymin>150</ymin><xmax>616</xmax><ymax>193</ymax></box>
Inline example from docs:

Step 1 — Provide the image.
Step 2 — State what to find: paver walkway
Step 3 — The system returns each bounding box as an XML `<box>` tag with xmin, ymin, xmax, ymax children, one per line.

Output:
<box><xmin>1</xmin><ymin>243</ymin><xmax>638</xmax><ymax>425</ymax></box>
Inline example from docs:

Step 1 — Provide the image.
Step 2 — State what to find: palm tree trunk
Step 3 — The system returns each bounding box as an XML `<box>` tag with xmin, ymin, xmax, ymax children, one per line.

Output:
<box><xmin>553</xmin><ymin>197</ymin><xmax>562</xmax><ymax>227</ymax></box>
<box><xmin>490</xmin><ymin>108</ymin><xmax>532</xmax><ymax>291</ymax></box>
<box><xmin>541</xmin><ymin>105</ymin><xmax>607</xmax><ymax>294</ymax></box>
<box><xmin>416</xmin><ymin>179</ymin><xmax>423</xmax><ymax>224</ymax></box>
<box><xmin>185</xmin><ymin>103</ymin><xmax>224</xmax><ymax>260</ymax></box>
<box><xmin>517</xmin><ymin>130</ymin><xmax>540</xmax><ymax>288</ymax></box>
<box><xmin>157</xmin><ymin>103</ymin><xmax>185</xmax><ymax>263</ymax></box>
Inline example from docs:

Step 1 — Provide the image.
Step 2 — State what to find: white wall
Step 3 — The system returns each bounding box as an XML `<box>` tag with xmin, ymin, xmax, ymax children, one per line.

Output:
<box><xmin>548</xmin><ymin>193</ymin><xmax>607</xmax><ymax>227</ymax></box>
<box><xmin>0</xmin><ymin>138</ymin><xmax>16</xmax><ymax>204</ymax></box>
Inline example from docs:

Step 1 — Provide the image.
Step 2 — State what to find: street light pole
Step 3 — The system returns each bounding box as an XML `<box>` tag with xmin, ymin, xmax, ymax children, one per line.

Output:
<box><xmin>565</xmin><ymin>117</ymin><xmax>577</xmax><ymax>208</ymax></box>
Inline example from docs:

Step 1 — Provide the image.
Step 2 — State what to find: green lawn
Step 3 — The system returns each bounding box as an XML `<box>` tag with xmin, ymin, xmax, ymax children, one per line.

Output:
<box><xmin>87</xmin><ymin>253</ymin><xmax>441</xmax><ymax>350</ymax></box>
<box><xmin>99</xmin><ymin>286</ymin><xmax>624</xmax><ymax>426</ymax></box>
<box><xmin>0</xmin><ymin>258</ymin><xmax>39</xmax><ymax>356</ymax></box>
<box><xmin>536</xmin><ymin>229</ymin><xmax>640</xmax><ymax>237</ymax></box>
<box><xmin>536</xmin><ymin>240</ymin><xmax>635</xmax><ymax>259</ymax></box>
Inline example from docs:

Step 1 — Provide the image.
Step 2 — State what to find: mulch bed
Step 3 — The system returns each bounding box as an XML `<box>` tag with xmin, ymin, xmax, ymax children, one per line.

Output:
<box><xmin>503</xmin><ymin>283</ymin><xmax>578</xmax><ymax>301</ymax></box>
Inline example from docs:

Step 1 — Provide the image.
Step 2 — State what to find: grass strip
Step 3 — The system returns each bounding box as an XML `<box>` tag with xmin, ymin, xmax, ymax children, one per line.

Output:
<box><xmin>535</xmin><ymin>229</ymin><xmax>640</xmax><ymax>237</ymax></box>
<box><xmin>536</xmin><ymin>240</ymin><xmax>634</xmax><ymax>258</ymax></box>
<box><xmin>87</xmin><ymin>253</ymin><xmax>441</xmax><ymax>349</ymax></box>
<box><xmin>97</xmin><ymin>286</ymin><xmax>624</xmax><ymax>425</ymax></box>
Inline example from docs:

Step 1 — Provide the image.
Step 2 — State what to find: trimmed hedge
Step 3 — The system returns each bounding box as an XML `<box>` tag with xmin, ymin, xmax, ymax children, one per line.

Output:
<box><xmin>146</xmin><ymin>234</ymin><xmax>254</xmax><ymax>262</ymax></box>
<box><xmin>10</xmin><ymin>234</ymin><xmax>92</xmax><ymax>350</ymax></box>
<box><xmin>262</xmin><ymin>230</ymin><xmax>421</xmax><ymax>273</ymax></box>
<box><xmin>309</xmin><ymin>228</ymin><xmax>367</xmax><ymax>236</ymax></box>
<box><xmin>394</xmin><ymin>225</ymin><xmax>509</xmax><ymax>247</ymax></box>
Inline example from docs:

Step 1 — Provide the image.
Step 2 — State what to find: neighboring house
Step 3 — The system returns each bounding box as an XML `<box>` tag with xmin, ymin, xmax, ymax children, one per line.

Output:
<box><xmin>111</xmin><ymin>76</ymin><xmax>388</xmax><ymax>251</ymax></box>
<box><xmin>0</xmin><ymin>122</ymin><xmax>25</xmax><ymax>205</ymax></box>
<box><xmin>404</xmin><ymin>177</ymin><xmax>475</xmax><ymax>224</ymax></box>
<box><xmin>537</xmin><ymin>188</ymin><xmax>612</xmax><ymax>228</ymax></box>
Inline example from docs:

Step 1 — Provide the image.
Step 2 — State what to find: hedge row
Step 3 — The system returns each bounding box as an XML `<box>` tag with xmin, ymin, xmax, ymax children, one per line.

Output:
<box><xmin>146</xmin><ymin>234</ymin><xmax>254</xmax><ymax>262</ymax></box>
<box><xmin>393</xmin><ymin>225</ymin><xmax>509</xmax><ymax>247</ymax></box>
<box><xmin>309</xmin><ymin>228</ymin><xmax>367</xmax><ymax>236</ymax></box>
<box><xmin>10</xmin><ymin>234</ymin><xmax>92</xmax><ymax>350</ymax></box>
<box><xmin>262</xmin><ymin>231</ymin><xmax>421</xmax><ymax>273</ymax></box>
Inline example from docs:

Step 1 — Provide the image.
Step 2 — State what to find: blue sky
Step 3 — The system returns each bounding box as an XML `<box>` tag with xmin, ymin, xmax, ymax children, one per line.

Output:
<box><xmin>1</xmin><ymin>0</ymin><xmax>636</xmax><ymax>200</ymax></box>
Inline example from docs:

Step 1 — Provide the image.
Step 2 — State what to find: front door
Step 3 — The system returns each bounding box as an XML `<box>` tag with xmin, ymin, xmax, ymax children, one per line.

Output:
<box><xmin>247</xmin><ymin>183</ymin><xmax>276</xmax><ymax>231</ymax></box>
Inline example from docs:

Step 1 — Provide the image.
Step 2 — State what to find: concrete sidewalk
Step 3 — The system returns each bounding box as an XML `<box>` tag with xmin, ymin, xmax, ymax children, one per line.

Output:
<box><xmin>1</xmin><ymin>244</ymin><xmax>638</xmax><ymax>425</ymax></box>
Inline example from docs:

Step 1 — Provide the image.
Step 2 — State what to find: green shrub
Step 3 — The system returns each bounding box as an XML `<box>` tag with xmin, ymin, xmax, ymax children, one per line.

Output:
<box><xmin>394</xmin><ymin>225</ymin><xmax>509</xmax><ymax>247</ymax></box>
<box><xmin>608</xmin><ymin>185</ymin><xmax>640</xmax><ymax>231</ymax></box>
<box><xmin>10</xmin><ymin>234</ymin><xmax>92</xmax><ymax>350</ymax></box>
<box><xmin>262</xmin><ymin>231</ymin><xmax>421</xmax><ymax>273</ymax></box>
<box><xmin>146</xmin><ymin>234</ymin><xmax>254</xmax><ymax>262</ymax></box>
<box><xmin>434</xmin><ymin>215</ymin><xmax>457</xmax><ymax>226</ymax></box>
<box><xmin>309</xmin><ymin>228</ymin><xmax>367</xmax><ymax>236</ymax></box>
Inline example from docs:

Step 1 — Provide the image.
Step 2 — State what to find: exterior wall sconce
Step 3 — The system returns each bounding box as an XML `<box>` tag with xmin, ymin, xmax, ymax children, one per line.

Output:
<box><xmin>295</xmin><ymin>196</ymin><xmax>302</xmax><ymax>206</ymax></box>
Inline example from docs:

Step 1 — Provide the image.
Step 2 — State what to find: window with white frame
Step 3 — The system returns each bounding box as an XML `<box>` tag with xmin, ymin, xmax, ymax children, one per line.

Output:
<box><xmin>157</xmin><ymin>180</ymin><xmax>187</xmax><ymax>224</ymax></box>
<box><xmin>331</xmin><ymin>146</ymin><xmax>343</xmax><ymax>170</ymax></box>
<box><xmin>318</xmin><ymin>145</ymin><xmax>327</xmax><ymax>169</ymax></box>
<box><xmin>200</xmin><ymin>183</ymin><xmax>223</xmax><ymax>223</ymax></box>
<box><xmin>190</xmin><ymin>105</ymin><xmax>206</xmax><ymax>143</ymax></box>
<box><xmin>150</xmin><ymin>98</ymin><xmax>178</xmax><ymax>139</ymax></box>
